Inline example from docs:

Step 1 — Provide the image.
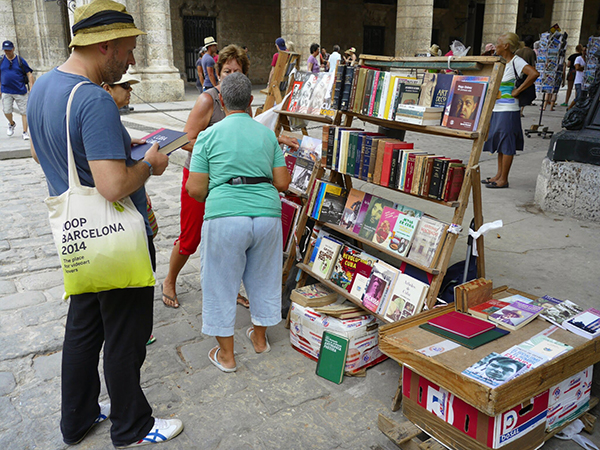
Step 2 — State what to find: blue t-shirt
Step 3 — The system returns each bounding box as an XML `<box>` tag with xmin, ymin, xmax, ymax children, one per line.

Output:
<box><xmin>201</xmin><ymin>53</ymin><xmax>216</xmax><ymax>88</ymax></box>
<box><xmin>0</xmin><ymin>55</ymin><xmax>32</xmax><ymax>95</ymax></box>
<box><xmin>27</xmin><ymin>68</ymin><xmax>150</xmax><ymax>234</ymax></box>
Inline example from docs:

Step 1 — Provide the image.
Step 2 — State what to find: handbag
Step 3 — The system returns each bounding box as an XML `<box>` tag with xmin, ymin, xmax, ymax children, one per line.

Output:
<box><xmin>513</xmin><ymin>59</ymin><xmax>536</xmax><ymax>107</ymax></box>
<box><xmin>45</xmin><ymin>81</ymin><xmax>155</xmax><ymax>298</ymax></box>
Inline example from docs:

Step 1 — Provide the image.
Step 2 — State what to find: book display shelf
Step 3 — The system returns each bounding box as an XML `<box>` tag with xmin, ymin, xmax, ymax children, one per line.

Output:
<box><xmin>286</xmin><ymin>55</ymin><xmax>506</xmax><ymax>317</ymax></box>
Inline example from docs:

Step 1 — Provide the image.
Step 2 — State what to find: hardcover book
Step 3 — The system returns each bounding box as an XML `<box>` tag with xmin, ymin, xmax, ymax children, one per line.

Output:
<box><xmin>290</xmin><ymin>283</ymin><xmax>338</xmax><ymax>307</ymax></box>
<box><xmin>488</xmin><ymin>301</ymin><xmax>544</xmax><ymax>330</ymax></box>
<box><xmin>462</xmin><ymin>352</ymin><xmax>527</xmax><ymax>388</ymax></box>
<box><xmin>131</xmin><ymin>128</ymin><xmax>189</xmax><ymax>160</ymax></box>
<box><xmin>428</xmin><ymin>311</ymin><xmax>496</xmax><ymax>338</ymax></box>
<box><xmin>316</xmin><ymin>331</ymin><xmax>349</xmax><ymax>384</ymax></box>
<box><xmin>563</xmin><ymin>308</ymin><xmax>600</xmax><ymax>340</ymax></box>
<box><xmin>280</xmin><ymin>197</ymin><xmax>301</xmax><ymax>253</ymax></box>
<box><xmin>432</xmin><ymin>73</ymin><xmax>454</xmax><ymax>108</ymax></box>
<box><xmin>357</xmin><ymin>197</ymin><xmax>394</xmax><ymax>241</ymax></box>
<box><xmin>383</xmin><ymin>273</ymin><xmax>429</xmax><ymax>322</ymax></box>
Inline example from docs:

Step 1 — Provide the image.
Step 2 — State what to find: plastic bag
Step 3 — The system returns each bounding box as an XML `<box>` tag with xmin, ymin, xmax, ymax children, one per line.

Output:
<box><xmin>450</xmin><ymin>40</ymin><xmax>471</xmax><ymax>57</ymax></box>
<box><xmin>253</xmin><ymin>91</ymin><xmax>291</xmax><ymax>131</ymax></box>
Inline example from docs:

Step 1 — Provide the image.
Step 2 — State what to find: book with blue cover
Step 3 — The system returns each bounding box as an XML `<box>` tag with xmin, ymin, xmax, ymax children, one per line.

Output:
<box><xmin>131</xmin><ymin>128</ymin><xmax>189</xmax><ymax>160</ymax></box>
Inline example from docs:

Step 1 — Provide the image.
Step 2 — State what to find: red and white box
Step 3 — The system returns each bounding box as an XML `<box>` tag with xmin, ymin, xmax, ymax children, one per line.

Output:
<box><xmin>402</xmin><ymin>366</ymin><xmax>549</xmax><ymax>449</ymax></box>
<box><xmin>546</xmin><ymin>365</ymin><xmax>593</xmax><ymax>431</ymax></box>
<box><xmin>289</xmin><ymin>302</ymin><xmax>386</xmax><ymax>373</ymax></box>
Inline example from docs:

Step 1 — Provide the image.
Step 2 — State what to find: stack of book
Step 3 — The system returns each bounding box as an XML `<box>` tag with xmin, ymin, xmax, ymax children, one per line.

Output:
<box><xmin>322</xmin><ymin>126</ymin><xmax>466</xmax><ymax>202</ymax></box>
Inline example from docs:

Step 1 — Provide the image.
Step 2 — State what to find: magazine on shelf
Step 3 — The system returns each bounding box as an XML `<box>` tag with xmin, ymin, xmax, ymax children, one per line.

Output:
<box><xmin>287</xmin><ymin>71</ymin><xmax>313</xmax><ymax>113</ymax></box>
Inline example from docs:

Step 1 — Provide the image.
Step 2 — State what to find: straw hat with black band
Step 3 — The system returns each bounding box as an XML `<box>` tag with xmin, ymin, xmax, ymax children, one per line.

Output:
<box><xmin>69</xmin><ymin>0</ymin><xmax>145</xmax><ymax>48</ymax></box>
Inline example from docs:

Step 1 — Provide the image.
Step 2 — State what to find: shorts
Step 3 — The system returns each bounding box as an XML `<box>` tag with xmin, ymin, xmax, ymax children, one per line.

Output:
<box><xmin>200</xmin><ymin>216</ymin><xmax>282</xmax><ymax>336</ymax></box>
<box><xmin>2</xmin><ymin>92</ymin><xmax>28</xmax><ymax>115</ymax></box>
<box><xmin>175</xmin><ymin>167</ymin><xmax>205</xmax><ymax>255</ymax></box>
<box><xmin>483</xmin><ymin>111</ymin><xmax>523</xmax><ymax>156</ymax></box>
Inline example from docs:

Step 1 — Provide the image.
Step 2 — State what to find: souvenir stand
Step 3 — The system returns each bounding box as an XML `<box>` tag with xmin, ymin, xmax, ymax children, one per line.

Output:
<box><xmin>290</xmin><ymin>55</ymin><xmax>506</xmax><ymax>313</ymax></box>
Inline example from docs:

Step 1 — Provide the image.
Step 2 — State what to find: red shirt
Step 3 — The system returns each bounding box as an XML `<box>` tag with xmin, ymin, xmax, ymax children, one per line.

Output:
<box><xmin>271</xmin><ymin>53</ymin><xmax>279</xmax><ymax>67</ymax></box>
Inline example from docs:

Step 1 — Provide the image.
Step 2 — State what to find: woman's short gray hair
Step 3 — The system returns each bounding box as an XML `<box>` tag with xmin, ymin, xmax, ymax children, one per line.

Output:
<box><xmin>221</xmin><ymin>72</ymin><xmax>252</xmax><ymax>111</ymax></box>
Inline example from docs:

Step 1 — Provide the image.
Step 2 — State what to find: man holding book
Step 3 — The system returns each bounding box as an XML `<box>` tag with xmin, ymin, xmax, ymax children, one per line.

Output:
<box><xmin>26</xmin><ymin>0</ymin><xmax>182</xmax><ymax>446</ymax></box>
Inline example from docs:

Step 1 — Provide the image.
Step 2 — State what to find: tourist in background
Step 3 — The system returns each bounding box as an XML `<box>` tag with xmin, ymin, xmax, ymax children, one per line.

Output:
<box><xmin>563</xmin><ymin>44</ymin><xmax>583</xmax><ymax>106</ymax></box>
<box><xmin>195</xmin><ymin>47</ymin><xmax>206</xmax><ymax>93</ymax></box>
<box><xmin>482</xmin><ymin>32</ymin><xmax>539</xmax><ymax>190</ymax></box>
<box><xmin>328</xmin><ymin>45</ymin><xmax>341</xmax><ymax>72</ymax></box>
<box><xmin>202</xmin><ymin>36</ymin><xmax>218</xmax><ymax>91</ymax></box>
<box><xmin>307</xmin><ymin>43</ymin><xmax>320</xmax><ymax>74</ymax></box>
<box><xmin>568</xmin><ymin>45</ymin><xmax>586</xmax><ymax>109</ymax></box>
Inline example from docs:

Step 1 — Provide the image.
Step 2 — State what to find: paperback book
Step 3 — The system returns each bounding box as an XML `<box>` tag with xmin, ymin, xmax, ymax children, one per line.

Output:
<box><xmin>362</xmin><ymin>261</ymin><xmax>399</xmax><ymax>314</ymax></box>
<box><xmin>287</xmin><ymin>71</ymin><xmax>313</xmax><ymax>112</ymax></box>
<box><xmin>297</xmin><ymin>136</ymin><xmax>322</xmax><ymax>162</ymax></box>
<box><xmin>407</xmin><ymin>216</ymin><xmax>447</xmax><ymax>268</ymax></box>
<box><xmin>441</xmin><ymin>76</ymin><xmax>488</xmax><ymax>132</ymax></box>
<box><xmin>340</xmin><ymin>189</ymin><xmax>366</xmax><ymax>231</ymax></box>
<box><xmin>348</xmin><ymin>260</ymin><xmax>375</xmax><ymax>300</ymax></box>
<box><xmin>518</xmin><ymin>335</ymin><xmax>572</xmax><ymax>360</ymax></box>
<box><xmin>357</xmin><ymin>197</ymin><xmax>394</xmax><ymax>241</ymax></box>
<box><xmin>288</xmin><ymin>157</ymin><xmax>315</xmax><ymax>195</ymax></box>
<box><xmin>330</xmin><ymin>245</ymin><xmax>376</xmax><ymax>292</ymax></box>
<box><xmin>563</xmin><ymin>308</ymin><xmax>600</xmax><ymax>340</ymax></box>
<box><xmin>312</xmin><ymin>236</ymin><xmax>343</xmax><ymax>280</ymax></box>
<box><xmin>501</xmin><ymin>345</ymin><xmax>548</xmax><ymax>371</ymax></box>
<box><xmin>131</xmin><ymin>128</ymin><xmax>189</xmax><ymax>160</ymax></box>
<box><xmin>540</xmin><ymin>299</ymin><xmax>584</xmax><ymax>327</ymax></box>
<box><xmin>290</xmin><ymin>283</ymin><xmax>338</xmax><ymax>308</ymax></box>
<box><xmin>352</xmin><ymin>193</ymin><xmax>373</xmax><ymax>234</ymax></box>
<box><xmin>462</xmin><ymin>352</ymin><xmax>527</xmax><ymax>388</ymax></box>
<box><xmin>488</xmin><ymin>301</ymin><xmax>544</xmax><ymax>330</ymax></box>
<box><xmin>468</xmin><ymin>299</ymin><xmax>510</xmax><ymax>320</ymax></box>
<box><xmin>316</xmin><ymin>331</ymin><xmax>349</xmax><ymax>384</ymax></box>
<box><xmin>386</xmin><ymin>211</ymin><xmax>420</xmax><ymax>257</ymax></box>
<box><xmin>382</xmin><ymin>274</ymin><xmax>429</xmax><ymax>322</ymax></box>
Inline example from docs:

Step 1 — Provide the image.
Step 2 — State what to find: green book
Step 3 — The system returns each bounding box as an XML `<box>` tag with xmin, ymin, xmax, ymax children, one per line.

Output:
<box><xmin>347</xmin><ymin>132</ymin><xmax>359</xmax><ymax>175</ymax></box>
<box><xmin>316</xmin><ymin>331</ymin><xmax>349</xmax><ymax>384</ymax></box>
<box><xmin>418</xmin><ymin>323</ymin><xmax>510</xmax><ymax>349</ymax></box>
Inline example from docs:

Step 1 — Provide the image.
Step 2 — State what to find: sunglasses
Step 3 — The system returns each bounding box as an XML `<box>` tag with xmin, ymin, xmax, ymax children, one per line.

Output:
<box><xmin>116</xmin><ymin>82</ymin><xmax>131</xmax><ymax>90</ymax></box>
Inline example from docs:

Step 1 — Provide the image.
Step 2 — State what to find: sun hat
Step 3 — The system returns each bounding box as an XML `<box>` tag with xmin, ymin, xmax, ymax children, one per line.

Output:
<box><xmin>2</xmin><ymin>40</ymin><xmax>14</xmax><ymax>51</ymax></box>
<box><xmin>69</xmin><ymin>0</ymin><xmax>145</xmax><ymax>48</ymax></box>
<box><xmin>275</xmin><ymin>37</ymin><xmax>286</xmax><ymax>51</ymax></box>
<box><xmin>204</xmin><ymin>36</ymin><xmax>217</xmax><ymax>47</ymax></box>
<box><xmin>429</xmin><ymin>44</ymin><xmax>440</xmax><ymax>56</ymax></box>
<box><xmin>348</xmin><ymin>47</ymin><xmax>356</xmax><ymax>53</ymax></box>
<box><xmin>113</xmin><ymin>72</ymin><xmax>140</xmax><ymax>85</ymax></box>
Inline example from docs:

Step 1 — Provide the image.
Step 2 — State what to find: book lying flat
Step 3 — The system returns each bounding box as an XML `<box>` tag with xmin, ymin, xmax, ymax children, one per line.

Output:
<box><xmin>428</xmin><ymin>311</ymin><xmax>495</xmax><ymax>338</ymax></box>
<box><xmin>563</xmin><ymin>308</ymin><xmax>600</xmax><ymax>340</ymax></box>
<box><xmin>316</xmin><ymin>331</ymin><xmax>349</xmax><ymax>384</ymax></box>
<box><xmin>131</xmin><ymin>128</ymin><xmax>189</xmax><ymax>160</ymax></box>
<box><xmin>419</xmin><ymin>323</ymin><xmax>509</xmax><ymax>350</ymax></box>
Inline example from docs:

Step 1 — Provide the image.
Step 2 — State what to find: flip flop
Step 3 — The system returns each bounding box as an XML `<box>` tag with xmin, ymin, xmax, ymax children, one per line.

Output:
<box><xmin>236</xmin><ymin>294</ymin><xmax>250</xmax><ymax>308</ymax></box>
<box><xmin>246</xmin><ymin>327</ymin><xmax>271</xmax><ymax>353</ymax></box>
<box><xmin>485</xmin><ymin>181</ymin><xmax>509</xmax><ymax>189</ymax></box>
<box><xmin>208</xmin><ymin>346</ymin><xmax>236</xmax><ymax>373</ymax></box>
<box><xmin>161</xmin><ymin>284</ymin><xmax>179</xmax><ymax>308</ymax></box>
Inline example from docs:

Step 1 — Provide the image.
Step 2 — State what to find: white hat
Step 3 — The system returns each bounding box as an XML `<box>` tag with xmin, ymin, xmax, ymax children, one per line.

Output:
<box><xmin>114</xmin><ymin>72</ymin><xmax>140</xmax><ymax>85</ymax></box>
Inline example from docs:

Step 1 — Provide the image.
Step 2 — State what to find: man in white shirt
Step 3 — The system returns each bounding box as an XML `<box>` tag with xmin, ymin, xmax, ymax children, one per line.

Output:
<box><xmin>328</xmin><ymin>45</ymin><xmax>341</xmax><ymax>73</ymax></box>
<box><xmin>570</xmin><ymin>46</ymin><xmax>586</xmax><ymax>109</ymax></box>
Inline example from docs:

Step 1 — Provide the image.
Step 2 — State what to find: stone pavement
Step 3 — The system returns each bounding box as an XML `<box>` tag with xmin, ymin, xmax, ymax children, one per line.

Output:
<box><xmin>0</xmin><ymin>85</ymin><xmax>598</xmax><ymax>450</ymax></box>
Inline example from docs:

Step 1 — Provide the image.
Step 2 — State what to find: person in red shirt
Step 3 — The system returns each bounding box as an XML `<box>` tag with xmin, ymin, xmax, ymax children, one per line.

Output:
<box><xmin>267</xmin><ymin>37</ymin><xmax>286</xmax><ymax>86</ymax></box>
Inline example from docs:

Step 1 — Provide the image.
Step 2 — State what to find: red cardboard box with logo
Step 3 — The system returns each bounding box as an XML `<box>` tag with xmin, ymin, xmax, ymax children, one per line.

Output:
<box><xmin>402</xmin><ymin>366</ymin><xmax>549</xmax><ymax>449</ymax></box>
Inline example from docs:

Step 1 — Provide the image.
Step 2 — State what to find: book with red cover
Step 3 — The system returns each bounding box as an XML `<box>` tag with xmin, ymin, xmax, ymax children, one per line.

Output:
<box><xmin>285</xmin><ymin>154</ymin><xmax>297</xmax><ymax>175</ymax></box>
<box><xmin>403</xmin><ymin>152</ymin><xmax>419</xmax><ymax>193</ymax></box>
<box><xmin>428</xmin><ymin>311</ymin><xmax>496</xmax><ymax>338</ymax></box>
<box><xmin>381</xmin><ymin>141</ymin><xmax>413</xmax><ymax>188</ymax></box>
<box><xmin>368</xmin><ymin>71</ymin><xmax>381</xmax><ymax>116</ymax></box>
<box><xmin>443</xmin><ymin>165</ymin><xmax>465</xmax><ymax>202</ymax></box>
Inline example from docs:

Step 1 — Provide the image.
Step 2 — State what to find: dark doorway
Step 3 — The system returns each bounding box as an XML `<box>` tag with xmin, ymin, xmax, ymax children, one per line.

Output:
<box><xmin>472</xmin><ymin>3</ymin><xmax>485</xmax><ymax>56</ymax></box>
<box><xmin>364</xmin><ymin>26</ymin><xmax>385</xmax><ymax>56</ymax></box>
<box><xmin>183</xmin><ymin>16</ymin><xmax>216</xmax><ymax>82</ymax></box>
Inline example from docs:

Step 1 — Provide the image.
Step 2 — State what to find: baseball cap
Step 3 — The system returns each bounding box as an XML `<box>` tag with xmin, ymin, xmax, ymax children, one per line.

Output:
<box><xmin>2</xmin><ymin>41</ymin><xmax>14</xmax><ymax>51</ymax></box>
<box><xmin>275</xmin><ymin>37</ymin><xmax>286</xmax><ymax>51</ymax></box>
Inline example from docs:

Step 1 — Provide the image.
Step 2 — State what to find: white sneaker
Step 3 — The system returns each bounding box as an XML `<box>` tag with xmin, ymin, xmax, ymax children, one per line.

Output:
<box><xmin>116</xmin><ymin>418</ymin><xmax>184</xmax><ymax>447</ymax></box>
<box><xmin>7</xmin><ymin>122</ymin><xmax>15</xmax><ymax>136</ymax></box>
<box><xmin>94</xmin><ymin>402</ymin><xmax>111</xmax><ymax>424</ymax></box>
<box><xmin>22</xmin><ymin>132</ymin><xmax>29</xmax><ymax>140</ymax></box>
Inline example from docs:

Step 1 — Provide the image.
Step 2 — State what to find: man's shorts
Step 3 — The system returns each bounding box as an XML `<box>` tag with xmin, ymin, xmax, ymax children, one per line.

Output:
<box><xmin>2</xmin><ymin>93</ymin><xmax>28</xmax><ymax>116</ymax></box>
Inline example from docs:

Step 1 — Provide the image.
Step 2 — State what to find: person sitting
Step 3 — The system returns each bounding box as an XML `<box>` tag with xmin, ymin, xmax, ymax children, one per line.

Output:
<box><xmin>186</xmin><ymin>72</ymin><xmax>291</xmax><ymax>373</ymax></box>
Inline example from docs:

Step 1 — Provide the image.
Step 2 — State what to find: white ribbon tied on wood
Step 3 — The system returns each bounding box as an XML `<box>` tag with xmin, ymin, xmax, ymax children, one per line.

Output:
<box><xmin>468</xmin><ymin>220</ymin><xmax>503</xmax><ymax>257</ymax></box>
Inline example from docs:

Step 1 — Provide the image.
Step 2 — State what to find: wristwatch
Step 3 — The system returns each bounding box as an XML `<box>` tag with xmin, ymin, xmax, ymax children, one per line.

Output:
<box><xmin>142</xmin><ymin>160</ymin><xmax>153</xmax><ymax>176</ymax></box>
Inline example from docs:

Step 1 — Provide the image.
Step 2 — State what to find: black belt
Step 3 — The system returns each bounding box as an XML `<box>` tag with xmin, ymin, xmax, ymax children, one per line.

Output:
<box><xmin>226</xmin><ymin>176</ymin><xmax>272</xmax><ymax>185</ymax></box>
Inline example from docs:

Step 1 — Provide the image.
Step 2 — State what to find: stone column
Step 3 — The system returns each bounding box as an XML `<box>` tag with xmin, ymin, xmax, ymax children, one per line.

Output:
<box><xmin>281</xmin><ymin>0</ymin><xmax>321</xmax><ymax>63</ymax></box>
<box><xmin>395</xmin><ymin>0</ymin><xmax>433</xmax><ymax>57</ymax></box>
<box><xmin>551</xmin><ymin>0</ymin><xmax>585</xmax><ymax>55</ymax></box>
<box><xmin>481</xmin><ymin>0</ymin><xmax>519</xmax><ymax>49</ymax></box>
<box><xmin>0</xmin><ymin>2</ymin><xmax>17</xmax><ymax>49</ymax></box>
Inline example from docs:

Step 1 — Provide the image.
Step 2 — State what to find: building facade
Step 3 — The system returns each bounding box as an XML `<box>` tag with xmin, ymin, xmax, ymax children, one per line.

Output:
<box><xmin>0</xmin><ymin>0</ymin><xmax>596</xmax><ymax>102</ymax></box>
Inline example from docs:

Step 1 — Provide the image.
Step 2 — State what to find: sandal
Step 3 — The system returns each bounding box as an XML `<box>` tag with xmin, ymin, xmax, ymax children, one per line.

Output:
<box><xmin>161</xmin><ymin>284</ymin><xmax>179</xmax><ymax>308</ymax></box>
<box><xmin>208</xmin><ymin>346</ymin><xmax>236</xmax><ymax>373</ymax></box>
<box><xmin>246</xmin><ymin>327</ymin><xmax>271</xmax><ymax>353</ymax></box>
<box><xmin>237</xmin><ymin>294</ymin><xmax>249</xmax><ymax>308</ymax></box>
<box><xmin>481</xmin><ymin>177</ymin><xmax>494</xmax><ymax>185</ymax></box>
<box><xmin>485</xmin><ymin>181</ymin><xmax>509</xmax><ymax>189</ymax></box>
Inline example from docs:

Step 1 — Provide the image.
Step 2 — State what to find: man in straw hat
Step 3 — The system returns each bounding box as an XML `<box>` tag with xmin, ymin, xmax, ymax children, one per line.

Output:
<box><xmin>26</xmin><ymin>0</ymin><xmax>183</xmax><ymax>447</ymax></box>
<box><xmin>201</xmin><ymin>36</ymin><xmax>218</xmax><ymax>90</ymax></box>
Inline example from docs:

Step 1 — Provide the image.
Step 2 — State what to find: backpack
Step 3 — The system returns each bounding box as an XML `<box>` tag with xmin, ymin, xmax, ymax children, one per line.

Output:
<box><xmin>0</xmin><ymin>54</ymin><xmax>29</xmax><ymax>88</ymax></box>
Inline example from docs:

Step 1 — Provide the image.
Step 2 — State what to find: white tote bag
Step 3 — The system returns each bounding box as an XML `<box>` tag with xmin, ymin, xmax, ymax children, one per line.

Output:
<box><xmin>44</xmin><ymin>81</ymin><xmax>155</xmax><ymax>297</ymax></box>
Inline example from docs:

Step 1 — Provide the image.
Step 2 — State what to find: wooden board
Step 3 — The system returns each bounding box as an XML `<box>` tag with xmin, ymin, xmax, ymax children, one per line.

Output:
<box><xmin>379</xmin><ymin>289</ymin><xmax>600</xmax><ymax>416</ymax></box>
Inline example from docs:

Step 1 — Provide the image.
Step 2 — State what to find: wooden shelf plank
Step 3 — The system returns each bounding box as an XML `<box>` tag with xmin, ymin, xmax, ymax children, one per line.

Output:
<box><xmin>344</xmin><ymin>112</ymin><xmax>479</xmax><ymax>140</ymax></box>
<box><xmin>296</xmin><ymin>262</ymin><xmax>389</xmax><ymax>322</ymax></box>
<box><xmin>276</xmin><ymin>110</ymin><xmax>335</xmax><ymax>124</ymax></box>
<box><xmin>317</xmin><ymin>222</ymin><xmax>441</xmax><ymax>275</ymax></box>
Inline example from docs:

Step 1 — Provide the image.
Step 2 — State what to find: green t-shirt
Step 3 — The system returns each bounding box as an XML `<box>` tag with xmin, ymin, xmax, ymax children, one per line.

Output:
<box><xmin>190</xmin><ymin>113</ymin><xmax>286</xmax><ymax>220</ymax></box>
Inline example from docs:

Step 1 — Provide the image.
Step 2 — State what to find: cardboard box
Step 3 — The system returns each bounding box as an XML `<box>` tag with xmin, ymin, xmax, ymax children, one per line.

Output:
<box><xmin>402</xmin><ymin>366</ymin><xmax>548</xmax><ymax>449</ymax></box>
<box><xmin>546</xmin><ymin>365</ymin><xmax>593</xmax><ymax>431</ymax></box>
<box><xmin>289</xmin><ymin>302</ymin><xmax>386</xmax><ymax>373</ymax></box>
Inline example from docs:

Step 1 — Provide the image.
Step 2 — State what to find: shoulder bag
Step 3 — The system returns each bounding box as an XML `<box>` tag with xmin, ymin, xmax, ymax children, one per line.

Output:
<box><xmin>513</xmin><ymin>59</ymin><xmax>536</xmax><ymax>107</ymax></box>
<box><xmin>44</xmin><ymin>81</ymin><xmax>155</xmax><ymax>298</ymax></box>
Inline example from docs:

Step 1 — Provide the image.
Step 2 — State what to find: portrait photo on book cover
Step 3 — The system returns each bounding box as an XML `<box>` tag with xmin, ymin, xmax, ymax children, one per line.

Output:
<box><xmin>467</xmin><ymin>353</ymin><xmax>525</xmax><ymax>386</ymax></box>
<box><xmin>449</xmin><ymin>93</ymin><xmax>481</xmax><ymax>120</ymax></box>
<box><xmin>363</xmin><ymin>274</ymin><xmax>386</xmax><ymax>305</ymax></box>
